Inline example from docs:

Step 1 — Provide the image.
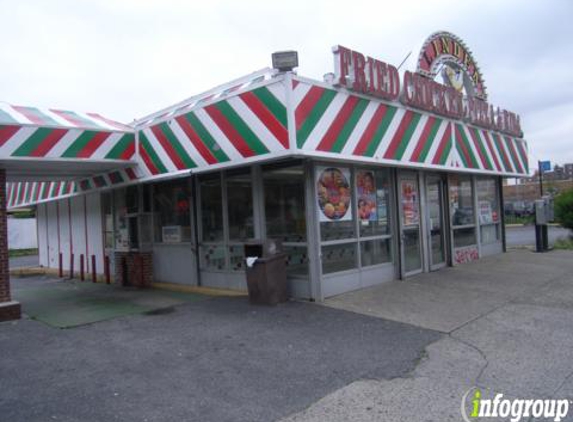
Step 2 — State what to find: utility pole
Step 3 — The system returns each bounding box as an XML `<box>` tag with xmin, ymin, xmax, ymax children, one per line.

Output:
<box><xmin>538</xmin><ymin>160</ymin><xmax>544</xmax><ymax>197</ymax></box>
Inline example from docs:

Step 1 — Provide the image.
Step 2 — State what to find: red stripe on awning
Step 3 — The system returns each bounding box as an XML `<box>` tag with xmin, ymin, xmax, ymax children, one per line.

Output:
<box><xmin>468</xmin><ymin>128</ymin><xmax>489</xmax><ymax>169</ymax></box>
<box><xmin>174</xmin><ymin>115</ymin><xmax>218</xmax><ymax>165</ymax></box>
<box><xmin>76</xmin><ymin>132</ymin><xmax>111</xmax><ymax>158</ymax></box>
<box><xmin>316</xmin><ymin>96</ymin><xmax>360</xmax><ymax>152</ymax></box>
<box><xmin>295</xmin><ymin>86</ymin><xmax>324</xmax><ymax>131</ymax></box>
<box><xmin>482</xmin><ymin>131</ymin><xmax>502</xmax><ymax>172</ymax></box>
<box><xmin>0</xmin><ymin>125</ymin><xmax>21</xmax><ymax>147</ymax></box>
<box><xmin>119</xmin><ymin>141</ymin><xmax>135</xmax><ymax>160</ymax></box>
<box><xmin>384</xmin><ymin>110</ymin><xmax>413</xmax><ymax>159</ymax></box>
<box><xmin>204</xmin><ymin>105</ymin><xmax>255</xmax><ymax>158</ymax></box>
<box><xmin>30</xmin><ymin>128</ymin><xmax>68</xmax><ymax>157</ymax></box>
<box><xmin>432</xmin><ymin>123</ymin><xmax>452</xmax><ymax>165</ymax></box>
<box><xmin>139</xmin><ymin>143</ymin><xmax>159</xmax><ymax>175</ymax></box>
<box><xmin>240</xmin><ymin>91</ymin><xmax>288</xmax><ymax>149</ymax></box>
<box><xmin>150</xmin><ymin>125</ymin><xmax>187</xmax><ymax>169</ymax></box>
<box><xmin>410</xmin><ymin>116</ymin><xmax>436</xmax><ymax>162</ymax></box>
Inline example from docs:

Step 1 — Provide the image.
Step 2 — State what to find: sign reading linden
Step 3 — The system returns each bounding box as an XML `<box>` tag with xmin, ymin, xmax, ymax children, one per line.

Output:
<box><xmin>332</xmin><ymin>32</ymin><xmax>522</xmax><ymax>137</ymax></box>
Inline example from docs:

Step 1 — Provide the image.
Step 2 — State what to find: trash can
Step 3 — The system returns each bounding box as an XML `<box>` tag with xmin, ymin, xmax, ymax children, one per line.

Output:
<box><xmin>244</xmin><ymin>239</ymin><xmax>288</xmax><ymax>305</ymax></box>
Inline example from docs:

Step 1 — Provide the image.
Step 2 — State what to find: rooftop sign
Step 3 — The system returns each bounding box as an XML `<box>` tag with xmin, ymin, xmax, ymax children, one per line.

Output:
<box><xmin>332</xmin><ymin>32</ymin><xmax>522</xmax><ymax>137</ymax></box>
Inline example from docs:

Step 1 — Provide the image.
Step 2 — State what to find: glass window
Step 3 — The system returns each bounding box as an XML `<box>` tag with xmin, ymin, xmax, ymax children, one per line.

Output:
<box><xmin>226</xmin><ymin>170</ymin><xmax>254</xmax><ymax>241</ymax></box>
<box><xmin>321</xmin><ymin>243</ymin><xmax>357</xmax><ymax>274</ymax></box>
<box><xmin>360</xmin><ymin>238</ymin><xmax>391</xmax><ymax>267</ymax></box>
<box><xmin>126</xmin><ymin>186</ymin><xmax>139</xmax><ymax>214</ymax></box>
<box><xmin>263</xmin><ymin>164</ymin><xmax>306</xmax><ymax>242</ymax></box>
<box><xmin>101</xmin><ymin>193</ymin><xmax>114</xmax><ymax>249</ymax></box>
<box><xmin>477</xmin><ymin>178</ymin><xmax>500</xmax><ymax>224</ymax></box>
<box><xmin>449</xmin><ymin>175</ymin><xmax>475</xmax><ymax>226</ymax></box>
<box><xmin>357</xmin><ymin>169</ymin><xmax>391</xmax><ymax>237</ymax></box>
<box><xmin>477</xmin><ymin>177</ymin><xmax>500</xmax><ymax>245</ymax></box>
<box><xmin>200</xmin><ymin>174</ymin><xmax>223</xmax><ymax>242</ymax></box>
<box><xmin>114</xmin><ymin>189</ymin><xmax>129</xmax><ymax>250</ymax></box>
<box><xmin>154</xmin><ymin>178</ymin><xmax>191</xmax><ymax>243</ymax></box>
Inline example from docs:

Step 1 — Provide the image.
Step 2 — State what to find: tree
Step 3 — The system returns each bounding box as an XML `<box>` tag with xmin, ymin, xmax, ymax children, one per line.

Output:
<box><xmin>555</xmin><ymin>189</ymin><xmax>573</xmax><ymax>232</ymax></box>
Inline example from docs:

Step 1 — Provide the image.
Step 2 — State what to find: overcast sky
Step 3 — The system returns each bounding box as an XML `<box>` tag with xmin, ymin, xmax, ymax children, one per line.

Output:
<box><xmin>2</xmin><ymin>0</ymin><xmax>572</xmax><ymax>167</ymax></box>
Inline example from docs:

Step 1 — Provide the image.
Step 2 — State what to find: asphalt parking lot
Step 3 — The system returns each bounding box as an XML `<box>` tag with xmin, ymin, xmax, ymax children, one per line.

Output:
<box><xmin>1</xmin><ymin>276</ymin><xmax>439</xmax><ymax>422</ymax></box>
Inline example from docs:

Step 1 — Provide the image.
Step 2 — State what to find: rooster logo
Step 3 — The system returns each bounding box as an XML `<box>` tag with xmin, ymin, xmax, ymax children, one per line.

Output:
<box><xmin>442</xmin><ymin>64</ymin><xmax>465</xmax><ymax>93</ymax></box>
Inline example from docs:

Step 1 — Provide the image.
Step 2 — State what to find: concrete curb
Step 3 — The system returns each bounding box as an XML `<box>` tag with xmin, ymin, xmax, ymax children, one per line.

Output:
<box><xmin>151</xmin><ymin>282</ymin><xmax>247</xmax><ymax>297</ymax></box>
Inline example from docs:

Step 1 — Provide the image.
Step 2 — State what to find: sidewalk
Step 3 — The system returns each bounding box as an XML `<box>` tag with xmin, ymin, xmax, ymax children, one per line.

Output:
<box><xmin>282</xmin><ymin>249</ymin><xmax>573</xmax><ymax>421</ymax></box>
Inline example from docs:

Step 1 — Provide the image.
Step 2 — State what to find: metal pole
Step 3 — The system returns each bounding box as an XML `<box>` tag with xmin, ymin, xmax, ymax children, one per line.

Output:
<box><xmin>538</xmin><ymin>160</ymin><xmax>544</xmax><ymax>197</ymax></box>
<box><xmin>91</xmin><ymin>255</ymin><xmax>97</xmax><ymax>283</ymax></box>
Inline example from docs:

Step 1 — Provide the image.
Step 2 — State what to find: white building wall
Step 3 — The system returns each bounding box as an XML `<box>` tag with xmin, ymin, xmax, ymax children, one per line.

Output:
<box><xmin>70</xmin><ymin>195</ymin><xmax>87</xmax><ymax>273</ymax></box>
<box><xmin>46</xmin><ymin>201</ymin><xmax>59</xmax><ymax>269</ymax></box>
<box><xmin>86</xmin><ymin>192</ymin><xmax>104</xmax><ymax>275</ymax></box>
<box><xmin>59</xmin><ymin>200</ymin><xmax>71</xmax><ymax>271</ymax></box>
<box><xmin>37</xmin><ymin>203</ymin><xmax>49</xmax><ymax>267</ymax></box>
<box><xmin>35</xmin><ymin>193</ymin><xmax>105</xmax><ymax>275</ymax></box>
<box><xmin>7</xmin><ymin>218</ymin><xmax>37</xmax><ymax>250</ymax></box>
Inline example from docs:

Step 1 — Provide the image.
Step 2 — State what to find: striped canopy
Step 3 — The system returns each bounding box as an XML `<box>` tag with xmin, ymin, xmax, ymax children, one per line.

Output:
<box><xmin>6</xmin><ymin>69</ymin><xmax>529</xmax><ymax>210</ymax></box>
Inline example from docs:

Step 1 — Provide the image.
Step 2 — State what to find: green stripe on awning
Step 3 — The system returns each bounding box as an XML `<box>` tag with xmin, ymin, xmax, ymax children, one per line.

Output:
<box><xmin>105</xmin><ymin>134</ymin><xmax>134</xmax><ymax>159</ymax></box>
<box><xmin>330</xmin><ymin>99</ymin><xmax>369</xmax><ymax>153</ymax></box>
<box><xmin>61</xmin><ymin>131</ymin><xmax>97</xmax><ymax>157</ymax></box>
<box><xmin>418</xmin><ymin>118</ymin><xmax>442</xmax><ymax>162</ymax></box>
<box><xmin>297</xmin><ymin>89</ymin><xmax>337</xmax><ymax>148</ymax></box>
<box><xmin>11</xmin><ymin>128</ymin><xmax>53</xmax><ymax>156</ymax></box>
<box><xmin>158</xmin><ymin>122</ymin><xmax>197</xmax><ymax>168</ymax></box>
<box><xmin>140</xmin><ymin>132</ymin><xmax>168</xmax><ymax>173</ymax></box>
<box><xmin>252</xmin><ymin>86</ymin><xmax>287</xmax><ymax>127</ymax></box>
<box><xmin>185</xmin><ymin>112</ymin><xmax>230</xmax><ymax>163</ymax></box>
<box><xmin>215</xmin><ymin>101</ymin><xmax>269</xmax><ymax>155</ymax></box>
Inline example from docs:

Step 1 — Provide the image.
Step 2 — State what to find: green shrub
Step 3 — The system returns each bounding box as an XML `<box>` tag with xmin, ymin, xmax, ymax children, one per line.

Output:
<box><xmin>555</xmin><ymin>189</ymin><xmax>573</xmax><ymax>231</ymax></box>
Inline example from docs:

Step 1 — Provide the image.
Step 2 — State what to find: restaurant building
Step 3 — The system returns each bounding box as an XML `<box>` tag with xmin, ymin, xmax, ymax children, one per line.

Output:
<box><xmin>2</xmin><ymin>31</ymin><xmax>529</xmax><ymax>310</ymax></box>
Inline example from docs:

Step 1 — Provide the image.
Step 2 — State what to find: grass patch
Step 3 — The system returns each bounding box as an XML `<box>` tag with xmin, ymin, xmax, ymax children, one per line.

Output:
<box><xmin>504</xmin><ymin>215</ymin><xmax>535</xmax><ymax>225</ymax></box>
<box><xmin>9</xmin><ymin>248</ymin><xmax>38</xmax><ymax>258</ymax></box>
<box><xmin>554</xmin><ymin>237</ymin><xmax>573</xmax><ymax>250</ymax></box>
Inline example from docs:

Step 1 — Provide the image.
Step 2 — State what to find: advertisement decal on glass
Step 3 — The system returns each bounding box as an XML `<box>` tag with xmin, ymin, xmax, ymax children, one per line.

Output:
<box><xmin>356</xmin><ymin>170</ymin><xmax>377</xmax><ymax>222</ymax></box>
<box><xmin>316</xmin><ymin>167</ymin><xmax>352</xmax><ymax>222</ymax></box>
<box><xmin>478</xmin><ymin>201</ymin><xmax>493</xmax><ymax>224</ymax></box>
<box><xmin>401</xmin><ymin>180</ymin><xmax>420</xmax><ymax>226</ymax></box>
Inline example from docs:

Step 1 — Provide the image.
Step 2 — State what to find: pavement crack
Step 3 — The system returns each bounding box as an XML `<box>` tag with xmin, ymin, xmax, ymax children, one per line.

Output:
<box><xmin>552</xmin><ymin>368</ymin><xmax>573</xmax><ymax>396</ymax></box>
<box><xmin>448</xmin><ymin>333</ymin><xmax>489</xmax><ymax>389</ymax></box>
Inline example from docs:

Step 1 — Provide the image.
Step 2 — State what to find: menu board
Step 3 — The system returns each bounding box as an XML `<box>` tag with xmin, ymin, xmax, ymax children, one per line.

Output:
<box><xmin>356</xmin><ymin>170</ymin><xmax>377</xmax><ymax>222</ymax></box>
<box><xmin>316</xmin><ymin>167</ymin><xmax>352</xmax><ymax>222</ymax></box>
<box><xmin>401</xmin><ymin>180</ymin><xmax>420</xmax><ymax>226</ymax></box>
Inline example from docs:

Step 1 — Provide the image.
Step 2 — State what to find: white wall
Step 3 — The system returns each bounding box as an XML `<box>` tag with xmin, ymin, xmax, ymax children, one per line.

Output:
<box><xmin>7</xmin><ymin>218</ymin><xmax>37</xmax><ymax>250</ymax></box>
<box><xmin>35</xmin><ymin>193</ymin><xmax>105</xmax><ymax>275</ymax></box>
<box><xmin>37</xmin><ymin>203</ymin><xmax>48</xmax><ymax>267</ymax></box>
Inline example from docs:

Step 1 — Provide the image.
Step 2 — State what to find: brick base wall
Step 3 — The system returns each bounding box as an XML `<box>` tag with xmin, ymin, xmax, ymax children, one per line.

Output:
<box><xmin>0</xmin><ymin>301</ymin><xmax>21</xmax><ymax>322</ymax></box>
<box><xmin>114</xmin><ymin>251</ymin><xmax>153</xmax><ymax>287</ymax></box>
<box><xmin>0</xmin><ymin>169</ymin><xmax>20</xmax><ymax>321</ymax></box>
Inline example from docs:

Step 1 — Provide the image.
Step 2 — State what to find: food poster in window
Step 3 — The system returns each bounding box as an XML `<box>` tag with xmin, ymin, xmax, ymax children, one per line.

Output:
<box><xmin>400</xmin><ymin>180</ymin><xmax>420</xmax><ymax>226</ymax></box>
<box><xmin>316</xmin><ymin>167</ymin><xmax>352</xmax><ymax>222</ymax></box>
<box><xmin>356</xmin><ymin>170</ymin><xmax>377</xmax><ymax>222</ymax></box>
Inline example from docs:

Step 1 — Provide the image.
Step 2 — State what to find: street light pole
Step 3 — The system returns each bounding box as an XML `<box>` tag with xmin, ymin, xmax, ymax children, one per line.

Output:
<box><xmin>538</xmin><ymin>160</ymin><xmax>544</xmax><ymax>197</ymax></box>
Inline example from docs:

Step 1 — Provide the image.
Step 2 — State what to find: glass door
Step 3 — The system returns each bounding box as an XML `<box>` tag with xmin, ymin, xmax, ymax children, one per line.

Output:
<box><xmin>398</xmin><ymin>174</ymin><xmax>423</xmax><ymax>277</ymax></box>
<box><xmin>425</xmin><ymin>175</ymin><xmax>446</xmax><ymax>270</ymax></box>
